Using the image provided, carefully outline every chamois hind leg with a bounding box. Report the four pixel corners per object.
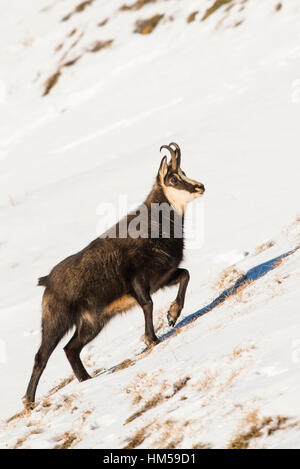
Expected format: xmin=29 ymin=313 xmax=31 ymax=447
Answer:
xmin=64 ymin=313 xmax=103 ymax=382
xmin=166 ymin=268 xmax=190 ymax=327
xmin=23 ymin=293 xmax=71 ymax=407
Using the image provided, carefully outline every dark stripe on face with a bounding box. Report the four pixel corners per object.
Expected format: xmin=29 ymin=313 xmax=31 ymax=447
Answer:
xmin=166 ymin=168 xmax=204 ymax=194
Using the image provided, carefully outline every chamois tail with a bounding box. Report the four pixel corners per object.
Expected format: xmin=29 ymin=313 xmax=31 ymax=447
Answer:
xmin=37 ymin=276 xmax=49 ymax=287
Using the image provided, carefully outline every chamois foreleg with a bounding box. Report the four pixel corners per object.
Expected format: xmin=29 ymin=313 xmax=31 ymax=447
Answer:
xmin=166 ymin=268 xmax=190 ymax=327
xmin=132 ymin=277 xmax=160 ymax=347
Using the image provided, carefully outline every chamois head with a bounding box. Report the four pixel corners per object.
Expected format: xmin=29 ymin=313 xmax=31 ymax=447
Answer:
xmin=158 ymin=142 xmax=205 ymax=214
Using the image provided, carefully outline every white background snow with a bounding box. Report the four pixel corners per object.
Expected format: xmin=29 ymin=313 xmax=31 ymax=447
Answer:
xmin=0 ymin=0 xmax=299 ymax=449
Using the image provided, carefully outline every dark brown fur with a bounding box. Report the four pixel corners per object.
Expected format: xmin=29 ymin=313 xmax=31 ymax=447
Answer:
xmin=24 ymin=144 xmax=205 ymax=405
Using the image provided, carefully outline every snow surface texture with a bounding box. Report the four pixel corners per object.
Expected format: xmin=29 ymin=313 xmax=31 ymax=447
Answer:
xmin=0 ymin=0 xmax=300 ymax=449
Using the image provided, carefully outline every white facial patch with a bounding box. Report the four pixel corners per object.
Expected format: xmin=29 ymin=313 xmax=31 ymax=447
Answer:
xmin=164 ymin=186 xmax=199 ymax=215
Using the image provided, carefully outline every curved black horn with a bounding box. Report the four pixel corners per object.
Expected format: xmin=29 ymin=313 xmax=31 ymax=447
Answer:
xmin=169 ymin=142 xmax=181 ymax=166
xmin=160 ymin=145 xmax=177 ymax=169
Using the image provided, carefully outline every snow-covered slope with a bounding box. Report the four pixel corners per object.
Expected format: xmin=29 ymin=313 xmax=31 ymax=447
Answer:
xmin=0 ymin=0 xmax=299 ymax=449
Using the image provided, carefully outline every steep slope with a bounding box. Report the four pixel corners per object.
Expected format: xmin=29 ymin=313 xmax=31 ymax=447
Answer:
xmin=0 ymin=0 xmax=299 ymax=448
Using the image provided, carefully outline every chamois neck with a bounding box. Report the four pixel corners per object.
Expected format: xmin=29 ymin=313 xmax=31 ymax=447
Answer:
xmin=144 ymin=183 xmax=170 ymax=207
xmin=144 ymin=183 xmax=185 ymax=241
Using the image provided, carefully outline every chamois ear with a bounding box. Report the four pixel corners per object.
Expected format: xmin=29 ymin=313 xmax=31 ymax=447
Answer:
xmin=158 ymin=156 xmax=168 ymax=183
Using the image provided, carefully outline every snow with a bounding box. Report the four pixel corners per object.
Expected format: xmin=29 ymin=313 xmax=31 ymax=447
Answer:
xmin=0 ymin=0 xmax=300 ymax=449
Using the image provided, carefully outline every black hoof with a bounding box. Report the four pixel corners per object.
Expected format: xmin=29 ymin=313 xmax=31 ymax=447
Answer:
xmin=145 ymin=336 xmax=160 ymax=348
xmin=22 ymin=395 xmax=36 ymax=410
xmin=167 ymin=314 xmax=176 ymax=327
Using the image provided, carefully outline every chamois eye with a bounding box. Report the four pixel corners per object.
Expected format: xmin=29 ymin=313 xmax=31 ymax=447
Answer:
xmin=170 ymin=175 xmax=178 ymax=185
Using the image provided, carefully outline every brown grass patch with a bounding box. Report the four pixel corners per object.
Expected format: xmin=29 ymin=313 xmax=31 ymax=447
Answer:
xmin=120 ymin=0 xmax=156 ymax=12
xmin=214 ymin=264 xmax=244 ymax=292
xmin=234 ymin=19 xmax=244 ymax=28
xmin=202 ymin=0 xmax=233 ymax=21
xmin=41 ymin=398 xmax=52 ymax=408
xmin=63 ymin=56 xmax=82 ymax=67
xmin=7 ymin=407 xmax=33 ymax=424
xmin=254 ymin=240 xmax=275 ymax=255
xmin=62 ymin=1 xmax=94 ymax=21
xmin=228 ymin=345 xmax=256 ymax=362
xmin=275 ymin=3 xmax=282 ymax=12
xmin=54 ymin=43 xmax=63 ymax=52
xmin=224 ymin=366 xmax=243 ymax=388
xmin=92 ymin=367 xmax=104 ymax=377
xmin=98 ymin=18 xmax=109 ymax=27
xmin=43 ymin=70 xmax=61 ymax=96
xmin=48 ymin=376 xmax=75 ymax=396
xmin=11 ymin=427 xmax=44 ymax=449
xmin=198 ymin=369 xmax=219 ymax=392
xmin=12 ymin=435 xmax=28 ymax=449
xmin=134 ymin=14 xmax=164 ymax=34
xmin=55 ymin=431 xmax=79 ymax=449
xmin=111 ymin=358 xmax=134 ymax=373
xmin=68 ymin=28 xmax=77 ymax=37
xmin=230 ymin=278 xmax=252 ymax=303
xmin=125 ymin=393 xmax=163 ymax=424
xmin=187 ymin=11 xmax=199 ymax=23
xmin=228 ymin=415 xmax=292 ymax=449
xmin=124 ymin=370 xmax=165 ymax=405
xmin=87 ymin=39 xmax=114 ymax=53
xmin=172 ymin=376 xmax=191 ymax=396
xmin=153 ymin=419 xmax=184 ymax=449
xmin=123 ymin=425 xmax=149 ymax=449
xmin=192 ymin=442 xmax=211 ymax=449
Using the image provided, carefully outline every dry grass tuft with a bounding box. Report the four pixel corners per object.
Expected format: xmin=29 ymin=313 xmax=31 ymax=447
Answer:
xmin=48 ymin=376 xmax=75 ymax=396
xmin=7 ymin=404 xmax=36 ymax=424
xmin=111 ymin=358 xmax=134 ymax=374
xmin=254 ymin=240 xmax=275 ymax=255
xmin=62 ymin=0 xmax=94 ymax=21
xmin=92 ymin=367 xmax=104 ymax=377
xmin=120 ymin=0 xmax=156 ymax=12
xmin=267 ymin=416 xmax=289 ymax=435
xmin=41 ymin=398 xmax=52 ymax=408
xmin=202 ymin=0 xmax=233 ymax=21
xmin=55 ymin=431 xmax=78 ymax=449
xmin=11 ymin=427 xmax=43 ymax=449
xmin=98 ymin=18 xmax=109 ymax=27
xmin=12 ymin=435 xmax=28 ymax=449
xmin=228 ymin=424 xmax=262 ymax=449
xmin=230 ymin=278 xmax=252 ymax=303
xmin=228 ymin=415 xmax=292 ymax=449
xmin=153 ymin=419 xmax=184 ymax=449
xmin=123 ymin=425 xmax=149 ymax=449
xmin=234 ymin=19 xmax=244 ymax=28
xmin=68 ymin=28 xmax=77 ymax=37
xmin=228 ymin=345 xmax=256 ymax=362
xmin=60 ymin=394 xmax=77 ymax=410
xmin=87 ymin=39 xmax=114 ymax=53
xmin=134 ymin=14 xmax=164 ymax=34
xmin=124 ymin=370 xmax=165 ymax=405
xmin=187 ymin=11 xmax=199 ymax=23
xmin=43 ymin=70 xmax=61 ymax=96
xmin=172 ymin=376 xmax=191 ymax=396
xmin=54 ymin=43 xmax=63 ymax=52
xmin=63 ymin=56 xmax=82 ymax=67
xmin=198 ymin=369 xmax=219 ymax=392
xmin=224 ymin=366 xmax=244 ymax=388
xmin=125 ymin=393 xmax=163 ymax=424
xmin=192 ymin=442 xmax=211 ymax=449
xmin=215 ymin=265 xmax=244 ymax=292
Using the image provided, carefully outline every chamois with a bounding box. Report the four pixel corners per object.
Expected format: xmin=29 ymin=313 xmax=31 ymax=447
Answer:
xmin=24 ymin=143 xmax=205 ymax=406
